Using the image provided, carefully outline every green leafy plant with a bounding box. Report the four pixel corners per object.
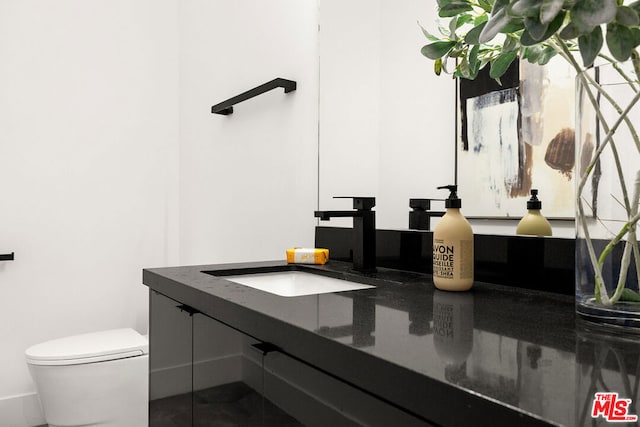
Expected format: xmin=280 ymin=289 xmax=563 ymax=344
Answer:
xmin=420 ymin=0 xmax=640 ymax=306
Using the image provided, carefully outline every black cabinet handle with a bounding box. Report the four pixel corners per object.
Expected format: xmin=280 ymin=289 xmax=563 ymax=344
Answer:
xmin=0 ymin=252 xmax=14 ymax=261
xmin=176 ymin=304 xmax=199 ymax=316
xmin=250 ymin=342 xmax=280 ymax=355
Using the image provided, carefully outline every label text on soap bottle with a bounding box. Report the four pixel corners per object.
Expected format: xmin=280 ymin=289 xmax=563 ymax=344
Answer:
xmin=433 ymin=241 xmax=454 ymax=278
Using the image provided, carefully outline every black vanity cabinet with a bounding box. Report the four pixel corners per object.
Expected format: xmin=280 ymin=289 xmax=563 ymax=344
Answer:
xmin=147 ymin=287 xmax=431 ymax=427
xmin=149 ymin=291 xmax=194 ymax=425
xmin=257 ymin=346 xmax=430 ymax=427
xmin=194 ymin=312 xmax=309 ymax=426
xmin=149 ymin=290 xmax=302 ymax=426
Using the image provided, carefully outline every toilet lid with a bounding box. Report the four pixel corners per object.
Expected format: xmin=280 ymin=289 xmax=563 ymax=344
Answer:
xmin=25 ymin=328 xmax=149 ymax=366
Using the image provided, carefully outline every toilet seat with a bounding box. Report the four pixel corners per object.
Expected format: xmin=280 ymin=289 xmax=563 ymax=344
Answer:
xmin=25 ymin=328 xmax=148 ymax=366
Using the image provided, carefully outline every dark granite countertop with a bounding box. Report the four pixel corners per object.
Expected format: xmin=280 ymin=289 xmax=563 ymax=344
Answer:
xmin=143 ymin=260 xmax=640 ymax=427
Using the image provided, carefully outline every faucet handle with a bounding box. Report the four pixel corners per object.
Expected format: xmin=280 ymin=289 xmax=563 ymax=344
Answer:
xmin=410 ymin=199 xmax=432 ymax=211
xmin=334 ymin=196 xmax=376 ymax=210
xmin=409 ymin=198 xmax=445 ymax=210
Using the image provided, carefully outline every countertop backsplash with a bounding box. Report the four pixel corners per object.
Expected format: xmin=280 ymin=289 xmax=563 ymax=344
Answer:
xmin=315 ymin=226 xmax=575 ymax=295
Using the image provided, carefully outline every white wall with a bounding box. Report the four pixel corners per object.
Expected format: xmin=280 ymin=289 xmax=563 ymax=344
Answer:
xmin=318 ymin=1 xmax=457 ymax=228
xmin=377 ymin=0 xmax=456 ymax=230
xmin=0 ymin=0 xmax=319 ymax=424
xmin=0 ymin=1 xmax=179 ymax=425
xmin=319 ymin=0 xmax=381 ymax=219
xmin=148 ymin=0 xmax=320 ymax=406
xmin=178 ymin=0 xmax=319 ymax=265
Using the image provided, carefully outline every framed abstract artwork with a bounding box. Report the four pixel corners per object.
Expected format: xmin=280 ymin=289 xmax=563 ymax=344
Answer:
xmin=456 ymin=58 xmax=575 ymax=219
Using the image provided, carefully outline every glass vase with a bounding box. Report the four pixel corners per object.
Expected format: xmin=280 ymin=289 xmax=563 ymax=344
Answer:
xmin=575 ymin=62 xmax=640 ymax=331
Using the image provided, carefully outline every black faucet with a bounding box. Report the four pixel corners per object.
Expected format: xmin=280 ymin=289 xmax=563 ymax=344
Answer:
xmin=314 ymin=197 xmax=376 ymax=273
xmin=409 ymin=198 xmax=445 ymax=231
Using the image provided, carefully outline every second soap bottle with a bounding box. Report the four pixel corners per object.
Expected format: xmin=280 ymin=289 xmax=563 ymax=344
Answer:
xmin=432 ymin=185 xmax=474 ymax=291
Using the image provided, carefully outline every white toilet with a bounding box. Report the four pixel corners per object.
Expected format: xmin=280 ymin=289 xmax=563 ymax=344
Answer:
xmin=25 ymin=328 xmax=148 ymax=427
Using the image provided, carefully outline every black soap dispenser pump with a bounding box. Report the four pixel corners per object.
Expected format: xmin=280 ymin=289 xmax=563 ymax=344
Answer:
xmin=432 ymin=185 xmax=474 ymax=291
xmin=516 ymin=189 xmax=552 ymax=236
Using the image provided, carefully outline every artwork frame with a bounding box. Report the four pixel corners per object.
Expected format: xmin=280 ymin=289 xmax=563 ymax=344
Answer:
xmin=455 ymin=58 xmax=576 ymax=219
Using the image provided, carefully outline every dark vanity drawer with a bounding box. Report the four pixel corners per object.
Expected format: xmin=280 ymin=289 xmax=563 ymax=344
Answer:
xmin=243 ymin=339 xmax=433 ymax=427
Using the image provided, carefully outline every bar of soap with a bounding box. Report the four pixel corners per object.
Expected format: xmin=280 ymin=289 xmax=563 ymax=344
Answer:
xmin=286 ymin=248 xmax=329 ymax=265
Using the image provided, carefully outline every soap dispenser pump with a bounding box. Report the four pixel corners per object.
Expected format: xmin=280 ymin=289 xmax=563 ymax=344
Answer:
xmin=432 ymin=185 xmax=474 ymax=291
xmin=516 ymin=189 xmax=552 ymax=236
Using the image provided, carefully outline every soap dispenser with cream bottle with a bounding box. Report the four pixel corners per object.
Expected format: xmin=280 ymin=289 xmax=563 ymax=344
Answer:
xmin=432 ymin=185 xmax=474 ymax=291
xmin=516 ymin=189 xmax=552 ymax=236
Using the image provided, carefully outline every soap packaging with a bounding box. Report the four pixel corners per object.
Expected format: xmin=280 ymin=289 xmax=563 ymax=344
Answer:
xmin=516 ymin=189 xmax=552 ymax=236
xmin=432 ymin=185 xmax=474 ymax=291
xmin=286 ymin=248 xmax=329 ymax=265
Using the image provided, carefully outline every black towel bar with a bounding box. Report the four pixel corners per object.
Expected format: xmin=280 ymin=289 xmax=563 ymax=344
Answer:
xmin=0 ymin=252 xmax=14 ymax=261
xmin=211 ymin=78 xmax=296 ymax=115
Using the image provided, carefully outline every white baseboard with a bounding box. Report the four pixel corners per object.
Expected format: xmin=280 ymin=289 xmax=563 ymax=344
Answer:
xmin=0 ymin=392 xmax=45 ymax=427
xmin=150 ymin=353 xmax=243 ymax=400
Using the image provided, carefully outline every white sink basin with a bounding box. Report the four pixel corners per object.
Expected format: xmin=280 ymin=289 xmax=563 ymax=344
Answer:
xmin=223 ymin=271 xmax=375 ymax=297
